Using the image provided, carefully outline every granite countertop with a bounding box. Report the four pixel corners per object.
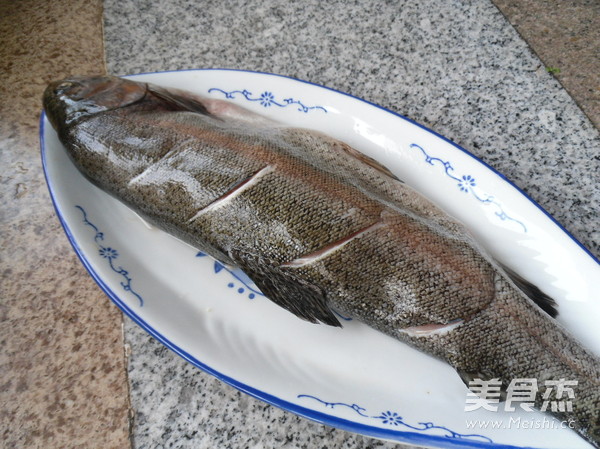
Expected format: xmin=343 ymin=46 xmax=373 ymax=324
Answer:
xmin=2 ymin=0 xmax=599 ymax=448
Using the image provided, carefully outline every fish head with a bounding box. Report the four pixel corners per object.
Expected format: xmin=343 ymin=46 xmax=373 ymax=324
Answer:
xmin=43 ymin=75 xmax=147 ymax=130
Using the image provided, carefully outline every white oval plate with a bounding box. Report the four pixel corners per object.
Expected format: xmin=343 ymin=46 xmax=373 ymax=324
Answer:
xmin=41 ymin=69 xmax=600 ymax=449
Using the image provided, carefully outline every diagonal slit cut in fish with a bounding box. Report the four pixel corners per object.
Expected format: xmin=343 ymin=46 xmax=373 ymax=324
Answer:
xmin=188 ymin=165 xmax=275 ymax=221
xmin=281 ymin=221 xmax=385 ymax=268
xmin=399 ymin=318 xmax=464 ymax=337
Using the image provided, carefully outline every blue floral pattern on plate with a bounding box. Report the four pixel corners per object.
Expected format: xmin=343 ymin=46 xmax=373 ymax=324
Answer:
xmin=76 ymin=205 xmax=144 ymax=307
xmin=411 ymin=143 xmax=527 ymax=233
xmin=298 ymin=394 xmax=493 ymax=443
xmin=208 ymin=87 xmax=327 ymax=113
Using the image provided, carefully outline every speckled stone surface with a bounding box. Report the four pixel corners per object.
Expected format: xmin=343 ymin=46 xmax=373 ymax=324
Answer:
xmin=102 ymin=0 xmax=599 ymax=448
xmin=0 ymin=1 xmax=131 ymax=448
xmin=494 ymin=0 xmax=600 ymax=129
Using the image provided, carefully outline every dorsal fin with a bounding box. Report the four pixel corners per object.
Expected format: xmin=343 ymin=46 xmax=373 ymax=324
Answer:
xmin=336 ymin=141 xmax=402 ymax=182
xmin=501 ymin=265 xmax=558 ymax=318
xmin=147 ymin=85 xmax=210 ymax=115
xmin=232 ymin=250 xmax=341 ymax=327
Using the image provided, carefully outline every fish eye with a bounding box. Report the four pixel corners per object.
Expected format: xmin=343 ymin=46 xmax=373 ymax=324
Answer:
xmin=54 ymin=81 xmax=82 ymax=96
xmin=55 ymin=82 xmax=73 ymax=92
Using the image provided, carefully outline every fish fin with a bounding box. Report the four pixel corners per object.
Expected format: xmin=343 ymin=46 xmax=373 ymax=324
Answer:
xmin=147 ymin=85 xmax=210 ymax=116
xmin=501 ymin=265 xmax=558 ymax=318
xmin=336 ymin=140 xmax=403 ymax=182
xmin=457 ymin=369 xmax=508 ymax=402
xmin=232 ymin=251 xmax=342 ymax=327
xmin=457 ymin=369 xmax=478 ymax=389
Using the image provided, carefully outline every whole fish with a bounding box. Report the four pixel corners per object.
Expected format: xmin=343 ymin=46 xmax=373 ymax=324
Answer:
xmin=43 ymin=75 xmax=600 ymax=447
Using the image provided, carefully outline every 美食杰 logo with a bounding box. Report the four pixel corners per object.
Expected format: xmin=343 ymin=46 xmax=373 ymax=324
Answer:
xmin=464 ymin=378 xmax=577 ymax=413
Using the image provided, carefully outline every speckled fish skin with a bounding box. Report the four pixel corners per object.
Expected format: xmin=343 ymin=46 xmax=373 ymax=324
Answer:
xmin=44 ymin=76 xmax=600 ymax=447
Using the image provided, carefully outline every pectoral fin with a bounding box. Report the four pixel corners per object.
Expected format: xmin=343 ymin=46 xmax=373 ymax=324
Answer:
xmin=457 ymin=369 xmax=508 ymax=402
xmin=232 ymin=251 xmax=342 ymax=327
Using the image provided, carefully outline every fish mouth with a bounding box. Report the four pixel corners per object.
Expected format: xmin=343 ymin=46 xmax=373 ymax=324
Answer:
xmin=43 ymin=75 xmax=147 ymax=130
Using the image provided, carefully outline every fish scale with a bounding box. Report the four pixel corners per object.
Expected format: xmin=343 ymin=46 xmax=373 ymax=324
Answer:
xmin=291 ymin=211 xmax=496 ymax=327
xmin=104 ymin=108 xmax=386 ymax=266
xmin=190 ymin=170 xmax=383 ymax=264
xmin=43 ymin=75 xmax=600 ymax=448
